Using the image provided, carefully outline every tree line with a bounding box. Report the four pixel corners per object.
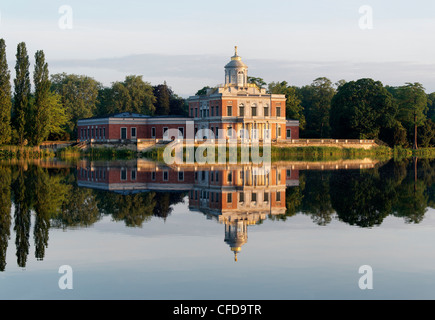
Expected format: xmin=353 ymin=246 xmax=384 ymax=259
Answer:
xmin=266 ymin=77 xmax=435 ymax=149
xmin=0 ymin=40 xmax=188 ymax=145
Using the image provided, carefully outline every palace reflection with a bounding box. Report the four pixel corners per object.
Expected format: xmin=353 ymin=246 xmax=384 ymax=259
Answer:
xmin=77 ymin=160 xmax=299 ymax=261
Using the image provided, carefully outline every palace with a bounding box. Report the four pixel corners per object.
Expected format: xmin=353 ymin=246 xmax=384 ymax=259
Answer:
xmin=76 ymin=47 xmax=299 ymax=148
xmin=188 ymin=46 xmax=299 ymax=142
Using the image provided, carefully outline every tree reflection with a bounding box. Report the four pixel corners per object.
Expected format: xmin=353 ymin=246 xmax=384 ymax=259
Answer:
xmin=53 ymin=186 xmax=101 ymax=229
xmin=33 ymin=166 xmax=71 ymax=259
xmin=96 ymin=191 xmax=156 ymax=227
xmin=12 ymin=166 xmax=31 ymax=268
xmin=1 ymin=158 xmax=435 ymax=270
xmin=300 ymin=171 xmax=335 ymax=226
xmin=0 ymin=166 xmax=11 ymax=271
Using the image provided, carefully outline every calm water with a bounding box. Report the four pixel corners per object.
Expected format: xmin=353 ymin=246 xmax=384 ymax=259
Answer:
xmin=1 ymin=158 xmax=435 ymax=300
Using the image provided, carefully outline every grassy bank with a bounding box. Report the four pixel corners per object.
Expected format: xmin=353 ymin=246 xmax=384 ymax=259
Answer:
xmin=0 ymin=145 xmax=55 ymax=159
xmin=393 ymin=146 xmax=435 ymax=160
xmin=55 ymin=146 xmax=138 ymax=160
xmin=141 ymin=145 xmax=394 ymax=163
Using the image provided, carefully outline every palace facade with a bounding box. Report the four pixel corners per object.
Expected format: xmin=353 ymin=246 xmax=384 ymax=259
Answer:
xmin=77 ymin=48 xmax=299 ymax=147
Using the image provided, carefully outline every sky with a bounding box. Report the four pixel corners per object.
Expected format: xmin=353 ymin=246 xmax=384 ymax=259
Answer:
xmin=1 ymin=0 xmax=435 ymax=97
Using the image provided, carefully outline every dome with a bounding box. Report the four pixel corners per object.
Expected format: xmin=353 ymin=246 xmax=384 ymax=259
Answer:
xmin=225 ymin=59 xmax=248 ymax=68
xmin=224 ymin=46 xmax=248 ymax=69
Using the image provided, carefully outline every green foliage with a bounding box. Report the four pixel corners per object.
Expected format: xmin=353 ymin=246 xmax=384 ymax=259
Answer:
xmin=392 ymin=83 xmax=428 ymax=149
xmin=195 ymin=86 xmax=211 ymax=96
xmin=153 ymin=83 xmax=171 ymax=115
xmin=97 ymin=75 xmax=156 ymax=116
xmin=31 ymin=50 xmax=51 ymax=145
xmin=300 ymin=77 xmax=336 ymax=138
xmin=51 ymin=73 xmax=101 ymax=138
xmin=330 ymin=78 xmax=397 ymax=139
xmin=0 ymin=39 xmax=12 ymax=145
xmin=247 ymin=76 xmax=266 ymax=89
xmin=12 ymin=42 xmax=31 ymax=145
xmin=268 ymin=81 xmax=306 ymax=129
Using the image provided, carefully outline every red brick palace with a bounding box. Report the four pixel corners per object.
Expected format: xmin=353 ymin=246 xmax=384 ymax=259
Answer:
xmin=77 ymin=48 xmax=300 ymax=148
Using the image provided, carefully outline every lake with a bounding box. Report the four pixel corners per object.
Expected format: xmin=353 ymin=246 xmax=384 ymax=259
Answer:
xmin=0 ymin=157 xmax=435 ymax=300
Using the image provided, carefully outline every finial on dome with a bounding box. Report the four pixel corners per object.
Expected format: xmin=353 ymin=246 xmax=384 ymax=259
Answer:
xmin=235 ymin=46 xmax=238 ymax=56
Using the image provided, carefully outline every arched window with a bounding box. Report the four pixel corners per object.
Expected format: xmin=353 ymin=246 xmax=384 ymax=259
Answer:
xmin=238 ymin=71 xmax=244 ymax=85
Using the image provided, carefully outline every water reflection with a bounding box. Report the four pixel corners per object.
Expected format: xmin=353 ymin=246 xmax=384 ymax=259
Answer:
xmin=0 ymin=157 xmax=434 ymax=270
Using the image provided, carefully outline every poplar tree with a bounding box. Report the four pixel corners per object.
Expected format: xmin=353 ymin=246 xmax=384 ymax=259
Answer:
xmin=13 ymin=42 xmax=31 ymax=145
xmin=32 ymin=50 xmax=51 ymax=145
xmin=0 ymin=39 xmax=12 ymax=145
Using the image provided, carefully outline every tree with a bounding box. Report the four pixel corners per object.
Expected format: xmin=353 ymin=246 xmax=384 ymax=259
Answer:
xmin=31 ymin=50 xmax=51 ymax=145
xmin=427 ymin=92 xmax=435 ymax=122
xmin=12 ymin=42 xmax=31 ymax=145
xmin=195 ymin=86 xmax=211 ymax=96
xmin=247 ymin=76 xmax=266 ymax=89
xmin=98 ymin=75 xmax=156 ymax=116
xmin=394 ymin=83 xmax=427 ymax=149
xmin=330 ymin=78 xmax=397 ymax=139
xmin=300 ymin=77 xmax=336 ymax=138
xmin=51 ymin=73 xmax=101 ymax=139
xmin=169 ymin=93 xmax=188 ymax=116
xmin=153 ymin=83 xmax=171 ymax=115
xmin=268 ymin=81 xmax=306 ymax=130
xmin=417 ymin=119 xmax=435 ymax=148
xmin=44 ymin=91 xmax=68 ymax=140
xmin=0 ymin=39 xmax=12 ymax=145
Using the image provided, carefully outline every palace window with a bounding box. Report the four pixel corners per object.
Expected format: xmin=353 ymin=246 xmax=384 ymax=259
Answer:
xmin=227 ymin=193 xmax=232 ymax=203
xmin=121 ymin=168 xmax=127 ymax=181
xmin=239 ymin=105 xmax=245 ymax=116
xmin=227 ymin=105 xmax=232 ymax=116
xmin=251 ymin=105 xmax=257 ymax=117
xmin=121 ymin=128 xmax=127 ymax=140
xmin=276 ymin=107 xmax=281 ymax=117
xmin=264 ymin=106 xmax=269 ymax=116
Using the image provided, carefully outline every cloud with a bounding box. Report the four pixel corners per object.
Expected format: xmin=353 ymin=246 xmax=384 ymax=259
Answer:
xmin=48 ymin=53 xmax=435 ymax=97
